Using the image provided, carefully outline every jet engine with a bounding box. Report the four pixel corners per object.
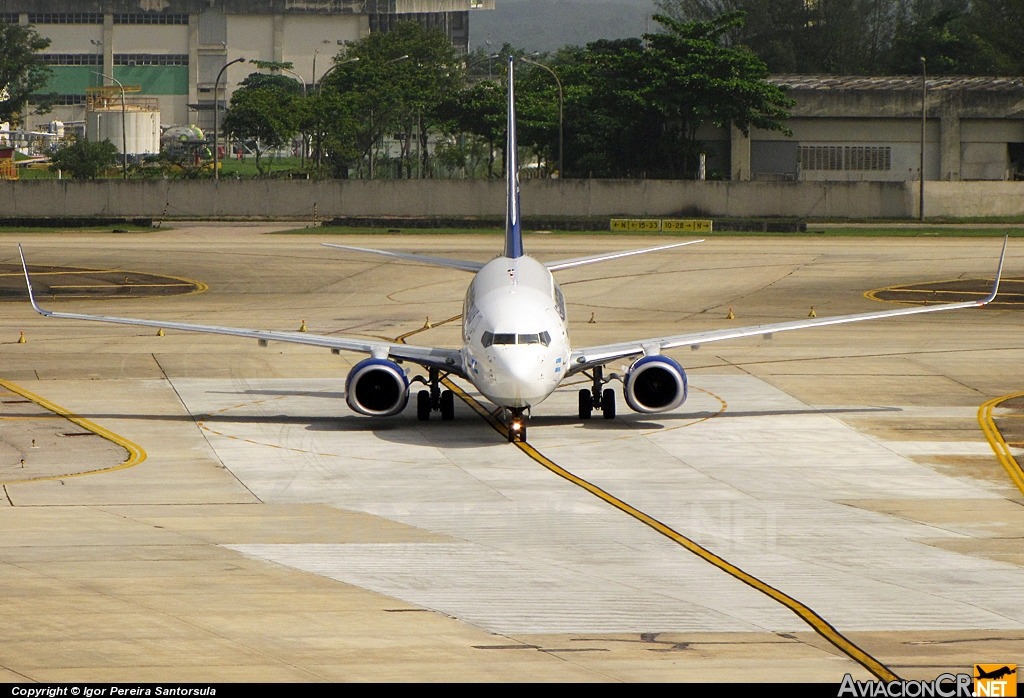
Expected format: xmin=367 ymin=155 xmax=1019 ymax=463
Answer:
xmin=345 ymin=358 xmax=410 ymax=417
xmin=623 ymin=355 xmax=688 ymax=413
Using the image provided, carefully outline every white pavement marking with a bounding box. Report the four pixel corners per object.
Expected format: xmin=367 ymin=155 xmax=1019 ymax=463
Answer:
xmin=172 ymin=376 xmax=1024 ymax=634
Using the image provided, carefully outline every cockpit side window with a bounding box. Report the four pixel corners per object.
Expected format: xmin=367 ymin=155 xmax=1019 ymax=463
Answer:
xmin=539 ymin=331 xmax=551 ymax=346
xmin=481 ymin=331 xmax=494 ymax=347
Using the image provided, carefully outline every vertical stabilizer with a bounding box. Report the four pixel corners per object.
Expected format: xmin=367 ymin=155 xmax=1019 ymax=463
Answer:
xmin=504 ymin=57 xmax=524 ymax=259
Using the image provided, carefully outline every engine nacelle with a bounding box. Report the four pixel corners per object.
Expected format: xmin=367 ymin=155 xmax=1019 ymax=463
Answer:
xmin=345 ymin=358 xmax=410 ymax=417
xmin=624 ymin=355 xmax=688 ymax=414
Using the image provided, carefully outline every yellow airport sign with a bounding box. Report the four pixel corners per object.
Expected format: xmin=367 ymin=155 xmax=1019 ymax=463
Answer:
xmin=610 ymin=219 xmax=713 ymax=232
xmin=662 ymin=219 xmax=713 ymax=233
xmin=610 ymin=219 xmax=662 ymax=232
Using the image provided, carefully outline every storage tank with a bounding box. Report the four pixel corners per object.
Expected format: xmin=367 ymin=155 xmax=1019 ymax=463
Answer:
xmin=87 ymin=109 xmax=161 ymax=155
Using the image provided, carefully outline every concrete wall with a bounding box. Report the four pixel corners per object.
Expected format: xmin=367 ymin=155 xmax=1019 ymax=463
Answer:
xmin=918 ymin=181 xmax=1024 ymax=218
xmin=0 ymin=179 xmax=941 ymax=220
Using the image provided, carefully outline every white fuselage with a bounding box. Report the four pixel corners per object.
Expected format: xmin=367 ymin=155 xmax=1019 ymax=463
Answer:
xmin=460 ymin=256 xmax=571 ymax=408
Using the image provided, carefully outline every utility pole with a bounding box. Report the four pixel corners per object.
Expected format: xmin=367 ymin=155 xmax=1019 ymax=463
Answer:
xmin=93 ymin=72 xmax=127 ymax=179
xmin=920 ymin=56 xmax=927 ymax=222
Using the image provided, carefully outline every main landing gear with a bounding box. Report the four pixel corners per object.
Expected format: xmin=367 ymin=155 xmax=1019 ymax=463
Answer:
xmin=578 ymin=365 xmax=616 ymax=420
xmin=415 ymin=368 xmax=455 ymax=422
xmin=507 ymin=408 xmax=527 ymax=443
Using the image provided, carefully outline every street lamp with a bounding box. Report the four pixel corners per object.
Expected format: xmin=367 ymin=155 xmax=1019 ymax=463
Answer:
xmin=358 ymin=55 xmax=409 ymax=179
xmin=214 ymin=56 xmax=246 ymax=181
xmin=92 ymin=71 xmax=127 ymax=179
xmin=520 ymin=55 xmax=563 ymax=179
xmin=316 ymin=56 xmax=359 ymax=94
xmin=313 ymin=57 xmax=360 ymax=172
xmin=312 ymin=40 xmax=333 ymax=87
xmin=919 ymin=56 xmax=927 ymax=221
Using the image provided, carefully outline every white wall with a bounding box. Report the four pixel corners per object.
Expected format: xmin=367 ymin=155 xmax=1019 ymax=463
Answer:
xmin=112 ymin=25 xmax=189 ymax=53
xmin=281 ymin=15 xmax=363 ymax=85
xmin=32 ymin=23 xmax=103 ymax=53
xmin=226 ymin=15 xmax=274 ymax=92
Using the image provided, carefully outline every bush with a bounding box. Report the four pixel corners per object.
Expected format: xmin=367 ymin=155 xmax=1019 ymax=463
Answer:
xmin=49 ymin=138 xmax=120 ymax=179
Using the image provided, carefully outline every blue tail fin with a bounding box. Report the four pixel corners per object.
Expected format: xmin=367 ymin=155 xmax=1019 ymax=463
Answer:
xmin=504 ymin=56 xmax=524 ymax=259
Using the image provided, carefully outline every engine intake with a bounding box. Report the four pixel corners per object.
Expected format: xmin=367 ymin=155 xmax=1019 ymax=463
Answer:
xmin=624 ymin=355 xmax=688 ymax=413
xmin=345 ymin=358 xmax=410 ymax=417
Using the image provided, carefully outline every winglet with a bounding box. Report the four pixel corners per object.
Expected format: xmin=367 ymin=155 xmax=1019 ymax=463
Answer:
xmin=980 ymin=235 xmax=1008 ymax=305
xmin=18 ymin=245 xmax=50 ymax=317
xmin=504 ymin=56 xmax=523 ymax=259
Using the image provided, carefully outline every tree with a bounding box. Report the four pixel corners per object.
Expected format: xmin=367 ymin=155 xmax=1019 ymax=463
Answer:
xmin=0 ymin=20 xmax=53 ymax=126
xmin=320 ymin=21 xmax=465 ymax=178
xmin=646 ymin=12 xmax=793 ymax=177
xmin=48 ymin=138 xmax=119 ymax=179
xmin=889 ymin=7 xmax=1007 ymax=75
xmin=222 ymin=71 xmax=303 ymax=176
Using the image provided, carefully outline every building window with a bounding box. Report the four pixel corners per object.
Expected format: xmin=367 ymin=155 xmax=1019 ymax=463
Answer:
xmin=29 ymin=94 xmax=87 ymax=105
xmin=1 ymin=13 xmax=20 ymax=23
xmin=43 ymin=54 xmax=103 ymax=66
xmin=799 ymin=145 xmax=891 ymax=171
xmin=114 ymin=54 xmax=189 ymax=66
xmin=27 ymin=14 xmax=104 ymax=24
xmin=114 ymin=14 xmax=189 ymax=25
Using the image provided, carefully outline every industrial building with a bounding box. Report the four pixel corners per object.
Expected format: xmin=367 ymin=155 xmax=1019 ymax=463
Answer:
xmin=727 ymin=76 xmax=1024 ymax=182
xmin=2 ymin=0 xmax=493 ymax=150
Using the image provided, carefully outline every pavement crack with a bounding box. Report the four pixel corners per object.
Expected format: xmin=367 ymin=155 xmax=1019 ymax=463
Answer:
xmin=152 ymin=354 xmax=262 ymax=503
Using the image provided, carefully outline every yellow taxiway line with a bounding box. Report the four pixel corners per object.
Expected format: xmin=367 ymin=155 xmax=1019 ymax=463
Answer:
xmin=0 ymin=378 xmax=146 ymax=485
xmin=978 ymin=392 xmax=1024 ymax=497
xmin=397 ymin=318 xmax=899 ymax=682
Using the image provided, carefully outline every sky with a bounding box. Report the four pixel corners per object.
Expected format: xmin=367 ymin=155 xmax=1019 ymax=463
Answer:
xmin=469 ymin=0 xmax=659 ymax=54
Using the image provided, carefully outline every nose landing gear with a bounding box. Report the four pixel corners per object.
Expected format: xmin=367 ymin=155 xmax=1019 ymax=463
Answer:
xmin=415 ymin=367 xmax=455 ymax=421
xmin=578 ymin=365 xmax=616 ymax=420
xmin=507 ymin=408 xmax=527 ymax=442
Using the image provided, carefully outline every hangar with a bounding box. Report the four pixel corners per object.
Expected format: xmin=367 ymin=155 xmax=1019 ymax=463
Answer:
xmin=727 ymin=75 xmax=1024 ymax=183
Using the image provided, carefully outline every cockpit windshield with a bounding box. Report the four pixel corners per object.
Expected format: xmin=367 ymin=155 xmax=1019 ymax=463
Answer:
xmin=481 ymin=331 xmax=551 ymax=347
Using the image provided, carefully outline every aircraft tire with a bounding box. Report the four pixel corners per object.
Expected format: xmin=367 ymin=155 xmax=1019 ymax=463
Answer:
xmin=440 ymin=389 xmax=455 ymax=421
xmin=417 ymin=390 xmax=431 ymax=421
xmin=602 ymin=388 xmax=616 ymax=419
xmin=578 ymin=389 xmax=593 ymax=419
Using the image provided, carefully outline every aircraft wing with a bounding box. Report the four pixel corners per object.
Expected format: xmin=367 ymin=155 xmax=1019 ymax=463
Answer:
xmin=19 ymin=246 xmax=466 ymax=377
xmin=322 ymin=243 xmax=485 ymax=272
xmin=545 ymin=240 xmax=704 ymax=271
xmin=568 ymin=236 xmax=1008 ymax=374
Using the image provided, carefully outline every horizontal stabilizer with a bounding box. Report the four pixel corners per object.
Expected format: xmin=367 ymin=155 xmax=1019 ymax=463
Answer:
xmin=545 ymin=239 xmax=704 ymax=271
xmin=322 ymin=244 xmax=484 ymax=272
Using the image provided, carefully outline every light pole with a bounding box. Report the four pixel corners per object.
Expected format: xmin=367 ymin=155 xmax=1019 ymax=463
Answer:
xmin=314 ymin=57 xmax=359 ymax=172
xmin=520 ymin=56 xmax=563 ymax=179
xmin=316 ymin=56 xmax=359 ymax=94
xmin=213 ymin=57 xmax=246 ymax=180
xmin=368 ymin=55 xmax=409 ymax=180
xmin=312 ymin=40 xmax=332 ymax=87
xmin=920 ymin=56 xmax=927 ymax=221
xmin=93 ymin=71 xmax=127 ymax=178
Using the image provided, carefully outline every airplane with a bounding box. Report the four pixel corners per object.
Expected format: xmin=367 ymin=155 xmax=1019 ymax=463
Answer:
xmin=19 ymin=57 xmax=1008 ymax=443
xmin=976 ymin=666 xmax=1016 ymax=681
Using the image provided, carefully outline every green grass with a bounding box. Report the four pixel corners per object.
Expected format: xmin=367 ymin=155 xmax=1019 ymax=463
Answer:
xmin=275 ymin=225 xmax=1024 ymax=237
xmin=0 ymin=225 xmax=156 ymax=234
